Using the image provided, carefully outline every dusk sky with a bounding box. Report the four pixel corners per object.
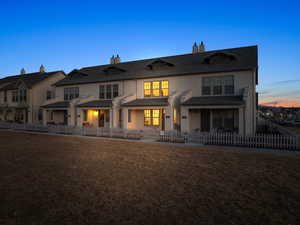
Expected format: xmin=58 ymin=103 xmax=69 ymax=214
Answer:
xmin=0 ymin=0 xmax=299 ymax=107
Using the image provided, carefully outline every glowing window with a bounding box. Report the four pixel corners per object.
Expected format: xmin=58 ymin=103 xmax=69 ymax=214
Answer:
xmin=152 ymin=81 xmax=160 ymax=97
xmin=144 ymin=82 xmax=151 ymax=97
xmin=152 ymin=109 xmax=160 ymax=126
xmin=161 ymin=80 xmax=169 ymax=96
xmin=173 ymin=109 xmax=177 ymax=124
xmin=144 ymin=109 xmax=151 ymax=126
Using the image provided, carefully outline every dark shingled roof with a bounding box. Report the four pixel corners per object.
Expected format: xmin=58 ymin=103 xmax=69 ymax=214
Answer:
xmin=55 ymin=46 xmax=258 ymax=86
xmin=0 ymin=71 xmax=65 ymax=91
xmin=42 ymin=101 xmax=70 ymax=109
xmin=122 ymin=98 xmax=169 ymax=107
xmin=182 ymin=96 xmax=245 ymax=106
xmin=77 ymin=100 xmax=112 ymax=108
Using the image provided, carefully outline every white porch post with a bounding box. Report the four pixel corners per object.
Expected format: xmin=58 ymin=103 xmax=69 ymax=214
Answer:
xmin=239 ymin=107 xmax=245 ymax=136
xmin=109 ymin=108 xmax=114 ymax=128
xmin=77 ymin=108 xmax=83 ymax=127
xmin=165 ymin=106 xmax=173 ymax=131
xmin=180 ymin=107 xmax=189 ymax=133
xmin=122 ymin=108 xmax=128 ymax=129
xmin=42 ymin=109 xmax=47 ymax=125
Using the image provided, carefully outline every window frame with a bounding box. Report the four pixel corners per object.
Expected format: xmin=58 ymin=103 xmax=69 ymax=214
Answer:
xmin=143 ymin=109 xmax=160 ymax=127
xmin=144 ymin=80 xmax=169 ymax=97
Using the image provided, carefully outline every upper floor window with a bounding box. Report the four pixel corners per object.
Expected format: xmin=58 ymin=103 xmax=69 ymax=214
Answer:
xmin=19 ymin=89 xmax=27 ymax=102
xmin=144 ymin=80 xmax=169 ymax=97
xmin=46 ymin=90 xmax=54 ymax=100
xmin=4 ymin=91 xmax=7 ymax=102
xmin=202 ymin=76 xmax=234 ymax=96
xmin=99 ymin=84 xmax=119 ymax=99
xmin=12 ymin=90 xmax=18 ymax=102
xmin=64 ymin=87 xmax=79 ymax=101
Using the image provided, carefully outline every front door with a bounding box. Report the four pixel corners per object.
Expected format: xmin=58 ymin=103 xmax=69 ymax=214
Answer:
xmin=63 ymin=111 xmax=68 ymax=125
xmin=98 ymin=110 xmax=105 ymax=127
xmin=201 ymin=109 xmax=210 ymax=132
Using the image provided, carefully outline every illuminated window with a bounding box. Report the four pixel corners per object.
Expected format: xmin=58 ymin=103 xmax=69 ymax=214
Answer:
xmin=144 ymin=82 xmax=151 ymax=97
xmin=173 ymin=109 xmax=177 ymax=124
xmin=152 ymin=110 xmax=160 ymax=126
xmin=152 ymin=81 xmax=160 ymax=97
xmin=144 ymin=80 xmax=169 ymax=97
xmin=144 ymin=109 xmax=152 ymax=126
xmin=161 ymin=81 xmax=169 ymax=96
xmin=144 ymin=109 xmax=160 ymax=126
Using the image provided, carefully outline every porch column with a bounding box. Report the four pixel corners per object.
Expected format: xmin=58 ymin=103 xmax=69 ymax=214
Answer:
xmin=165 ymin=106 xmax=173 ymax=131
xmin=239 ymin=107 xmax=245 ymax=136
xmin=109 ymin=109 xmax=114 ymax=128
xmin=112 ymin=107 xmax=119 ymax=128
xmin=42 ymin=109 xmax=47 ymax=125
xmin=77 ymin=108 xmax=83 ymax=127
xmin=122 ymin=108 xmax=128 ymax=129
xmin=180 ymin=107 xmax=189 ymax=133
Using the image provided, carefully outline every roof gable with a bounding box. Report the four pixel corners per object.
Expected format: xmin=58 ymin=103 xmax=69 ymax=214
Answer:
xmin=146 ymin=59 xmax=174 ymax=70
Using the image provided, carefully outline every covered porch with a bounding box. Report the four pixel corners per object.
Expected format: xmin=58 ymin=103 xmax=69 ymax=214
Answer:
xmin=181 ymin=96 xmax=245 ymax=135
xmin=121 ymin=98 xmax=172 ymax=131
xmin=42 ymin=101 xmax=70 ymax=125
xmin=77 ymin=100 xmax=113 ymax=128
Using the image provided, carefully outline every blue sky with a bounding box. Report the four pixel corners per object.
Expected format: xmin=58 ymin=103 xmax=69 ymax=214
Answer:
xmin=0 ymin=0 xmax=299 ymax=106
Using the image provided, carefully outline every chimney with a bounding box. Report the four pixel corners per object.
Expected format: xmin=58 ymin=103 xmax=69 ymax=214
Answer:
xmin=110 ymin=55 xmax=115 ymax=64
xmin=20 ymin=68 xmax=26 ymax=75
xmin=199 ymin=41 xmax=205 ymax=52
xmin=110 ymin=54 xmax=121 ymax=64
xmin=115 ymin=54 xmax=121 ymax=63
xmin=40 ymin=64 xmax=45 ymax=73
xmin=192 ymin=42 xmax=198 ymax=54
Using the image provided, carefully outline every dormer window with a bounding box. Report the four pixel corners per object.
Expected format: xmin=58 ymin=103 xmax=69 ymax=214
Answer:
xmin=103 ymin=66 xmax=125 ymax=75
xmin=146 ymin=59 xmax=174 ymax=70
xmin=203 ymin=52 xmax=236 ymax=65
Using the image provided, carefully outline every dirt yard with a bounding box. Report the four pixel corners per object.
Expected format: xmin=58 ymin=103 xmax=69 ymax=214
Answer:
xmin=0 ymin=131 xmax=299 ymax=225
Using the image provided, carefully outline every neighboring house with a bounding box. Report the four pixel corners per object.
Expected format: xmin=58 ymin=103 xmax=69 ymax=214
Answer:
xmin=0 ymin=66 xmax=65 ymax=124
xmin=42 ymin=44 xmax=258 ymax=135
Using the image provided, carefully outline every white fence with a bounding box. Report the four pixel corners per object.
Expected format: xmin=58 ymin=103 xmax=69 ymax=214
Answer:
xmin=160 ymin=132 xmax=300 ymax=151
xmin=1 ymin=122 xmax=299 ymax=150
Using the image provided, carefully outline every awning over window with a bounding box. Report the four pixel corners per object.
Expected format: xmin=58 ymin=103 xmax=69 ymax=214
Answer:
xmin=77 ymin=100 xmax=112 ymax=108
xmin=42 ymin=101 xmax=70 ymax=108
xmin=182 ymin=96 xmax=244 ymax=106
xmin=122 ymin=98 xmax=169 ymax=107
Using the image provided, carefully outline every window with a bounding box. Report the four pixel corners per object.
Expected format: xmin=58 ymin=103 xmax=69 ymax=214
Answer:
xmin=152 ymin=110 xmax=160 ymax=126
xmin=144 ymin=82 xmax=151 ymax=97
xmin=212 ymin=109 xmax=238 ymax=132
xmin=19 ymin=89 xmax=27 ymax=102
xmin=106 ymin=85 xmax=112 ymax=99
xmin=64 ymin=87 xmax=79 ymax=100
xmin=128 ymin=109 xmax=131 ymax=123
xmin=99 ymin=84 xmax=118 ymax=99
xmin=202 ymin=76 xmax=234 ymax=96
xmin=99 ymin=85 xmax=105 ymax=99
xmin=144 ymin=80 xmax=169 ymax=97
xmin=161 ymin=81 xmax=169 ymax=96
xmin=46 ymin=91 xmax=52 ymax=100
xmin=113 ymin=84 xmax=119 ymax=98
xmin=38 ymin=109 xmax=43 ymax=121
xmin=173 ymin=108 xmax=177 ymax=124
xmin=152 ymin=81 xmax=160 ymax=97
xmin=144 ymin=109 xmax=152 ymax=126
xmin=144 ymin=109 xmax=160 ymax=126
xmin=4 ymin=91 xmax=7 ymax=102
xmin=50 ymin=111 xmax=54 ymax=120
xmin=12 ymin=90 xmax=18 ymax=102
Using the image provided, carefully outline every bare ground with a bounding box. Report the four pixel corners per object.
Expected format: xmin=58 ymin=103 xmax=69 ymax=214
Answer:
xmin=0 ymin=130 xmax=299 ymax=225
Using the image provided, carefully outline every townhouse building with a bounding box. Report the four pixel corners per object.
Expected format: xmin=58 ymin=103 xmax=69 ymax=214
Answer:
xmin=42 ymin=44 xmax=258 ymax=135
xmin=0 ymin=67 xmax=65 ymax=124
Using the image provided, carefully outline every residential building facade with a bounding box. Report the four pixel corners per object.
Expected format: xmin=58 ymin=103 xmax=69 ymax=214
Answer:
xmin=42 ymin=44 xmax=258 ymax=135
xmin=0 ymin=67 xmax=65 ymax=124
